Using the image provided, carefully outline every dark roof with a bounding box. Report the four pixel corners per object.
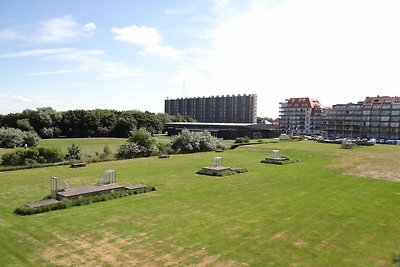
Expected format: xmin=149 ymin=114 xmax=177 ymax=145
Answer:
xmin=166 ymin=122 xmax=278 ymax=130
xmin=166 ymin=122 xmax=255 ymax=127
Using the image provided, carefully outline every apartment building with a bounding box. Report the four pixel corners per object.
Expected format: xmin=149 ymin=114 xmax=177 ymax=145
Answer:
xmin=164 ymin=94 xmax=257 ymax=123
xmin=322 ymin=96 xmax=400 ymax=139
xmin=279 ymin=97 xmax=324 ymax=135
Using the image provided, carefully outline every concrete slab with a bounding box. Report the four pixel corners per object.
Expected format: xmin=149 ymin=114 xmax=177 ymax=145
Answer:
xmin=26 ymin=199 xmax=59 ymax=208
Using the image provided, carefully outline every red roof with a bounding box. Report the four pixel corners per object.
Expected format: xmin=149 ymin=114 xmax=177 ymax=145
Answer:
xmin=287 ymin=97 xmax=321 ymax=108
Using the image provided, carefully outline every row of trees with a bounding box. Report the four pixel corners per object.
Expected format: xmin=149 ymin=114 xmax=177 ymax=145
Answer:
xmin=0 ymin=107 xmax=195 ymax=139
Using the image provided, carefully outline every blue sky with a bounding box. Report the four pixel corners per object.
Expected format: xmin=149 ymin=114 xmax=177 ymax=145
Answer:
xmin=1 ymin=0 xmax=400 ymax=117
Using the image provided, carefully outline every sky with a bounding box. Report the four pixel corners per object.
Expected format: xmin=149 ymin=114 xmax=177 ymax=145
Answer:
xmin=1 ymin=0 xmax=400 ymax=118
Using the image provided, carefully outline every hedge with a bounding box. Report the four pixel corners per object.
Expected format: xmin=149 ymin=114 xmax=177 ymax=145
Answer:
xmin=14 ymin=186 xmax=156 ymax=215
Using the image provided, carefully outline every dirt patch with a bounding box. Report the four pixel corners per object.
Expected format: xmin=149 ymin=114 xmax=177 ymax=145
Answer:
xmin=271 ymin=231 xmax=287 ymax=240
xmin=41 ymin=232 xmax=246 ymax=266
xmin=293 ymin=239 xmax=307 ymax=248
xmin=329 ymin=150 xmax=400 ymax=182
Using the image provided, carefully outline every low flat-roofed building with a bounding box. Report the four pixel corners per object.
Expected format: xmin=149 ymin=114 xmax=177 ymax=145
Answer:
xmin=165 ymin=122 xmax=281 ymax=139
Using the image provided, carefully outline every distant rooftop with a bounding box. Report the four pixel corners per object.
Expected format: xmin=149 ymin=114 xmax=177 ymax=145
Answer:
xmin=166 ymin=122 xmax=255 ymax=127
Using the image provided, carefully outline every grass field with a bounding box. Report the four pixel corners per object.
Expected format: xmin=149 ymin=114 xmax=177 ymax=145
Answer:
xmin=0 ymin=141 xmax=400 ymax=266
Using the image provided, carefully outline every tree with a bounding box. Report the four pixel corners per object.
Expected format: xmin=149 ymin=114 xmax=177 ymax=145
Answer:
xmin=113 ymin=115 xmax=137 ymax=137
xmin=16 ymin=119 xmax=34 ymax=131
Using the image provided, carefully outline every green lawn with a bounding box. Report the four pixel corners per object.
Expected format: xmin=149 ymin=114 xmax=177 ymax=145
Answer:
xmin=0 ymin=141 xmax=399 ymax=266
xmin=38 ymin=137 xmax=127 ymax=158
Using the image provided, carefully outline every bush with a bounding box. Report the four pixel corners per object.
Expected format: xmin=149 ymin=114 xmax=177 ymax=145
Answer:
xmin=128 ymin=128 xmax=157 ymax=149
xmin=38 ymin=147 xmax=64 ymax=163
xmin=0 ymin=127 xmax=40 ymax=148
xmin=116 ymin=142 xmax=152 ymax=159
xmin=66 ymin=144 xmax=81 ymax=160
xmin=1 ymin=147 xmax=64 ymax=166
xmin=23 ymin=131 xmax=40 ymax=147
xmin=394 ymin=250 xmax=400 ymax=267
xmin=100 ymin=145 xmax=113 ymax=160
xmin=157 ymin=142 xmax=174 ymax=155
xmin=170 ymin=130 xmax=226 ymax=154
xmin=234 ymin=136 xmax=250 ymax=144
xmin=0 ymin=127 xmax=24 ymax=148
xmin=116 ymin=128 xmax=158 ymax=159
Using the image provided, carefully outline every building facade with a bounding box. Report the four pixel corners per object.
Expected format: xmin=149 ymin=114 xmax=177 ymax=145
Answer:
xmin=322 ymin=96 xmax=400 ymax=139
xmin=279 ymin=97 xmax=324 ymax=135
xmin=164 ymin=94 xmax=257 ymax=123
xmin=165 ymin=122 xmax=281 ymax=140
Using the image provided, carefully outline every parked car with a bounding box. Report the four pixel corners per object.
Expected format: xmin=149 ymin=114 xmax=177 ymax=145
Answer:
xmin=386 ymin=139 xmax=397 ymax=145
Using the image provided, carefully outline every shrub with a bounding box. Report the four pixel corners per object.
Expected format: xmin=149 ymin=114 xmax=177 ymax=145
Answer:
xmin=0 ymin=127 xmax=24 ymax=148
xmin=1 ymin=147 xmax=64 ymax=166
xmin=117 ymin=128 xmax=158 ymax=159
xmin=234 ymin=136 xmax=250 ymax=144
xmin=394 ymin=250 xmax=400 ymax=267
xmin=157 ymin=142 xmax=174 ymax=155
xmin=171 ymin=130 xmax=226 ymax=154
xmin=66 ymin=144 xmax=81 ymax=160
xmin=100 ymin=145 xmax=113 ymax=160
xmin=2 ymin=151 xmax=25 ymax=165
xmin=116 ymin=142 xmax=152 ymax=159
xmin=38 ymin=147 xmax=64 ymax=163
xmin=22 ymin=131 xmax=40 ymax=147
xmin=128 ymin=128 xmax=157 ymax=149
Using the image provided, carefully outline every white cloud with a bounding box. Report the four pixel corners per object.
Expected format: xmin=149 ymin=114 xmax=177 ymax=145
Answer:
xmin=112 ymin=25 xmax=182 ymax=58
xmin=0 ymin=92 xmax=31 ymax=103
xmin=83 ymin=22 xmax=97 ymax=33
xmin=0 ymin=15 xmax=97 ymax=43
xmin=36 ymin=15 xmax=80 ymax=42
xmin=112 ymin=25 xmax=161 ymax=45
xmin=144 ymin=44 xmax=182 ymax=59
xmin=0 ymin=28 xmax=22 ymax=40
xmin=169 ymin=0 xmax=400 ymax=117
xmin=0 ymin=92 xmax=61 ymax=114
xmin=0 ymin=48 xmax=73 ymax=58
xmin=1 ymin=48 xmax=141 ymax=78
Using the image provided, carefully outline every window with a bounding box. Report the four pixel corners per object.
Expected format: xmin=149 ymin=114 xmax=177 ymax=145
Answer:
xmin=381 ymin=116 xmax=390 ymax=122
